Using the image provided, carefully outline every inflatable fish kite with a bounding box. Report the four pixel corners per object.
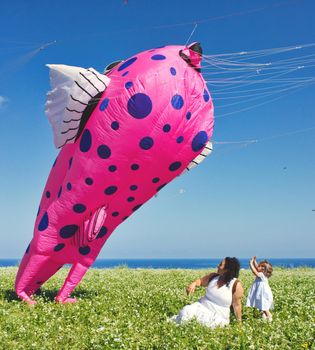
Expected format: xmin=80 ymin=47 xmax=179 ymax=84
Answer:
xmin=15 ymin=43 xmax=214 ymax=304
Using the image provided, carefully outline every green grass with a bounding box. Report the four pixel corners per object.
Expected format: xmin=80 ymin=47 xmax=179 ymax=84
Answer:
xmin=0 ymin=267 xmax=314 ymax=349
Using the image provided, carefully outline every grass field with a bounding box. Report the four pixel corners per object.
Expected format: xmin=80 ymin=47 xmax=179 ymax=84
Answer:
xmin=0 ymin=267 xmax=314 ymax=349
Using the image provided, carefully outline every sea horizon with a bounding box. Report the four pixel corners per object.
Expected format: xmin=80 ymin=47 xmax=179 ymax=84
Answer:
xmin=1 ymin=257 xmax=314 ymax=269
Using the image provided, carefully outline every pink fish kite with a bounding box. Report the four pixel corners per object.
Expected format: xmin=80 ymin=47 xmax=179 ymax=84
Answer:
xmin=15 ymin=43 xmax=214 ymax=304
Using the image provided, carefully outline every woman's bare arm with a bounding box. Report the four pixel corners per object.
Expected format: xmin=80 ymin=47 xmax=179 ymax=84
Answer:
xmin=232 ymin=282 xmax=244 ymax=322
xmin=186 ymin=273 xmax=217 ymax=295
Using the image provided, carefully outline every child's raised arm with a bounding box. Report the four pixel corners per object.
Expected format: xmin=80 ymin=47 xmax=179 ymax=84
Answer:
xmin=252 ymin=256 xmax=259 ymax=269
xmin=249 ymin=257 xmax=260 ymax=277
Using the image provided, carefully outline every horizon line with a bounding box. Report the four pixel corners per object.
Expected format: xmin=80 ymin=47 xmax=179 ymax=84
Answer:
xmin=1 ymin=257 xmax=314 ymax=260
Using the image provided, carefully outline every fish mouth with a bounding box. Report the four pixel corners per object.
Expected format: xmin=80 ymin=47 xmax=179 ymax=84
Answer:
xmin=179 ymin=42 xmax=203 ymax=72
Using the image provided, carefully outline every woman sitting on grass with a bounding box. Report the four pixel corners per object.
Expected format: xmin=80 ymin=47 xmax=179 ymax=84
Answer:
xmin=171 ymin=257 xmax=243 ymax=328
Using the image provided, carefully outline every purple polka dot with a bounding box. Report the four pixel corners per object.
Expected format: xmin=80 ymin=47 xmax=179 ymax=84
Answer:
xmin=192 ymin=131 xmax=208 ymax=152
xmin=127 ymin=197 xmax=135 ymax=202
xmin=203 ymin=89 xmax=210 ymax=102
xmin=38 ymin=212 xmax=49 ymax=231
xmin=152 ymin=177 xmax=160 ymax=183
xmin=104 ymin=186 xmax=118 ymax=195
xmin=132 ymin=204 xmax=143 ymax=212
xmin=139 ymin=136 xmax=154 ymax=150
xmin=67 ymin=183 xmax=72 ymax=190
xmin=176 ymin=136 xmax=184 ymax=144
xmin=128 ymin=93 xmax=152 ymax=119
xmin=46 ymin=191 xmax=50 ymax=198
xmin=169 ymin=161 xmax=182 ymax=171
xmin=68 ymin=157 xmax=73 ymax=169
xmin=171 ymin=94 xmax=184 ymax=110
xmin=108 ymin=165 xmax=117 ymax=173
xmin=130 ymin=185 xmax=138 ymax=191
xmin=100 ymin=98 xmax=109 ymax=111
xmin=131 ymin=164 xmax=139 ymax=170
xmin=58 ymin=186 xmax=62 ymax=198
xmin=163 ymin=124 xmax=171 ymax=132
xmin=79 ymin=246 xmax=91 ymax=255
xmin=54 ymin=243 xmax=65 ymax=252
xmin=85 ymin=178 xmax=93 ymax=185
xmin=186 ymin=112 xmax=191 ymax=120
xmin=108 ymin=165 xmax=117 ymax=172
xmin=122 ymin=71 xmax=129 ymax=77
xmin=73 ymin=204 xmax=86 ymax=213
xmin=96 ymin=226 xmax=108 ymax=239
xmin=125 ymin=81 xmax=133 ymax=89
xmin=112 ymin=211 xmax=119 ymax=217
xmin=60 ymin=225 xmax=78 ymax=238
xmin=118 ymin=57 xmax=137 ymax=71
xmin=151 ymin=54 xmax=166 ymax=60
xmin=97 ymin=145 xmax=111 ymax=159
xmin=80 ymin=129 xmax=92 ymax=152
xmin=111 ymin=121 xmax=119 ymax=130
xmin=170 ymin=67 xmax=176 ymax=75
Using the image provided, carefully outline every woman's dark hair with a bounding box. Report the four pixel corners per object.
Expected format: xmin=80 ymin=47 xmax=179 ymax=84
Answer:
xmin=218 ymin=257 xmax=241 ymax=287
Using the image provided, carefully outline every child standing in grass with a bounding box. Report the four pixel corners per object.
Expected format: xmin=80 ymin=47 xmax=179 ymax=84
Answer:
xmin=246 ymin=256 xmax=274 ymax=321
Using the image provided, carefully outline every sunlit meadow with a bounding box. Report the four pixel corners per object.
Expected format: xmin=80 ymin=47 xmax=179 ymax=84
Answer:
xmin=0 ymin=267 xmax=314 ymax=349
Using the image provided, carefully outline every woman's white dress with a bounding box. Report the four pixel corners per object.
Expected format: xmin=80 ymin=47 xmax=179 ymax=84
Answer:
xmin=246 ymin=272 xmax=273 ymax=311
xmin=174 ymin=276 xmax=236 ymax=328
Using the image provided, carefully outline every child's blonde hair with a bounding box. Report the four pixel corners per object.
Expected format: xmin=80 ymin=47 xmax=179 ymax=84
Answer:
xmin=258 ymin=260 xmax=273 ymax=278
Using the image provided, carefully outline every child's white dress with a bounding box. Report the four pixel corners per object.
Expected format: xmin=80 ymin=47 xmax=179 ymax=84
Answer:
xmin=173 ymin=276 xmax=236 ymax=328
xmin=246 ymin=272 xmax=273 ymax=311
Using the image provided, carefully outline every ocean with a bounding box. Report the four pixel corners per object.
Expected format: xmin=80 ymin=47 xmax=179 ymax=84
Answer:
xmin=0 ymin=258 xmax=314 ymax=269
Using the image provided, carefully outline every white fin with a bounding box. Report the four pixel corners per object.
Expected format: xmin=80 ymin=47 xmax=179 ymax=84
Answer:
xmin=45 ymin=64 xmax=110 ymax=148
xmin=181 ymin=141 xmax=213 ymax=175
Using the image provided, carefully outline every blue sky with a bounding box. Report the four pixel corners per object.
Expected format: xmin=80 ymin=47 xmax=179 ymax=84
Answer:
xmin=0 ymin=0 xmax=314 ymax=259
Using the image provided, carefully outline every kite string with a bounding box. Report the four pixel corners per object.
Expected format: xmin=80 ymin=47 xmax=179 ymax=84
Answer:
xmin=185 ymin=23 xmax=198 ymax=47
xmin=213 ymin=140 xmax=257 ymax=145
xmin=213 ymin=125 xmax=315 ymax=146
xmin=214 ymin=78 xmax=315 ymax=118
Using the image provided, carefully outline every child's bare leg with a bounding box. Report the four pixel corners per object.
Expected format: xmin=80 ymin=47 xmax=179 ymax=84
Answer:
xmin=264 ymin=310 xmax=272 ymax=321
